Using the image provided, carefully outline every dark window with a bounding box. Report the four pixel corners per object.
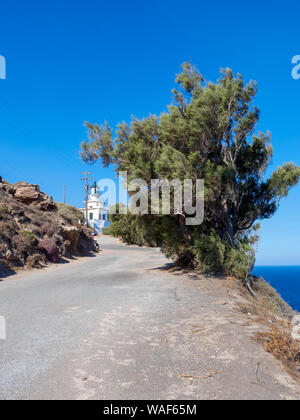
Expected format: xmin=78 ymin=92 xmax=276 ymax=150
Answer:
xmin=89 ymin=213 xmax=93 ymax=220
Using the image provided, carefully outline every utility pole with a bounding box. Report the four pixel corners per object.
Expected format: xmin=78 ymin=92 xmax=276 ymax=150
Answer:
xmin=80 ymin=172 xmax=95 ymax=226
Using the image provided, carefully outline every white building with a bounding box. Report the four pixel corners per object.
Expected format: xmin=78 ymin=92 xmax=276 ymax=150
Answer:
xmin=80 ymin=182 xmax=110 ymax=233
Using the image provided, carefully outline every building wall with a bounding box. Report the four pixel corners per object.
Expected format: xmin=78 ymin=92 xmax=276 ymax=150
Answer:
xmin=80 ymin=194 xmax=110 ymax=233
xmin=80 ymin=208 xmax=110 ymax=233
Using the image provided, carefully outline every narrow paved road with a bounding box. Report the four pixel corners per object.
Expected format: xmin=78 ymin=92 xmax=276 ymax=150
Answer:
xmin=0 ymin=236 xmax=299 ymax=400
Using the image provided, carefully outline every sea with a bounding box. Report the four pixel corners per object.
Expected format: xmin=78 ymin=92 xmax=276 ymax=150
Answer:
xmin=252 ymin=266 xmax=300 ymax=313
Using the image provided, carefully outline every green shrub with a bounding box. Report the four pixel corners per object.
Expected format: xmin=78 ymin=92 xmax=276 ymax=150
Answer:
xmin=20 ymin=230 xmax=37 ymax=246
xmin=224 ymin=242 xmax=254 ymax=280
xmin=110 ymin=212 xmax=163 ymax=247
xmin=0 ymin=206 xmax=7 ymax=215
xmin=108 ymin=211 xmax=258 ymax=280
xmin=101 ymin=226 xmax=111 ymax=235
xmin=192 ymin=230 xmax=226 ymax=273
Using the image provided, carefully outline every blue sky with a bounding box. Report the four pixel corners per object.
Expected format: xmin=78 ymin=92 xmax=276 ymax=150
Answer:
xmin=0 ymin=0 xmax=299 ymax=265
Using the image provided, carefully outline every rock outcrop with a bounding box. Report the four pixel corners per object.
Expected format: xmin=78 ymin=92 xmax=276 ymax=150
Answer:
xmin=1 ymin=180 xmax=57 ymax=211
xmin=0 ymin=177 xmax=98 ymax=275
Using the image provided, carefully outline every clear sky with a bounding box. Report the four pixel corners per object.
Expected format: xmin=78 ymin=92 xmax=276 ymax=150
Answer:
xmin=0 ymin=0 xmax=299 ymax=265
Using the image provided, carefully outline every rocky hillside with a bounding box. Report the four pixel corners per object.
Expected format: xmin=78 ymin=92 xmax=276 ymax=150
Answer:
xmin=0 ymin=177 xmax=98 ymax=276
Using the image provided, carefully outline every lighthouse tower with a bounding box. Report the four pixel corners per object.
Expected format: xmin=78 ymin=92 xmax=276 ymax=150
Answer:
xmin=80 ymin=182 xmax=110 ymax=233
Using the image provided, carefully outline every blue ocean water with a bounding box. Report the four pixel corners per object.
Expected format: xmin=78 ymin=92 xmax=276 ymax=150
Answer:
xmin=252 ymin=266 xmax=300 ymax=312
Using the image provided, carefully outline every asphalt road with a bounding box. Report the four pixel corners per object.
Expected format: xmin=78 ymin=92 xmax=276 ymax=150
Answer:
xmin=0 ymin=236 xmax=299 ymax=400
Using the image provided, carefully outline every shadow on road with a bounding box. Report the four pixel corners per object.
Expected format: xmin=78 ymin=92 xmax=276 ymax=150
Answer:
xmin=0 ymin=262 xmax=16 ymax=280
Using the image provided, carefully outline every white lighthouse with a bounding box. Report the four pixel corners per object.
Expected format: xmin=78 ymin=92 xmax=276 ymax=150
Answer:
xmin=80 ymin=182 xmax=110 ymax=233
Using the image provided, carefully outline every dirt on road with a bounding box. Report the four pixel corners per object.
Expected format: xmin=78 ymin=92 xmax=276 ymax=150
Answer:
xmin=0 ymin=235 xmax=299 ymax=400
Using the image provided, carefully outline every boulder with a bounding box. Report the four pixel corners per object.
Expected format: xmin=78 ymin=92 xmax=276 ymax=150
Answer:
xmin=12 ymin=182 xmax=56 ymax=210
xmin=14 ymin=184 xmax=41 ymax=205
xmin=26 ymin=254 xmax=44 ymax=268
xmin=1 ymin=183 xmax=16 ymax=196
xmin=61 ymin=226 xmax=80 ymax=253
xmin=36 ymin=200 xmax=57 ymax=211
xmin=78 ymin=237 xmax=99 ymax=254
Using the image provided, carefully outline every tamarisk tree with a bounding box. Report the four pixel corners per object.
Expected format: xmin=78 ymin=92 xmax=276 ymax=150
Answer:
xmin=81 ymin=63 xmax=300 ymax=278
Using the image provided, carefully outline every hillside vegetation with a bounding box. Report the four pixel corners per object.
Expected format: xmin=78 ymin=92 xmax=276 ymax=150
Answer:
xmin=0 ymin=176 xmax=97 ymax=276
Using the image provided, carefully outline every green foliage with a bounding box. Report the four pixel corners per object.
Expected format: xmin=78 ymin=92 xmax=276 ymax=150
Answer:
xmin=0 ymin=206 xmax=7 ymax=215
xmin=192 ymin=230 xmax=226 ymax=273
xmin=81 ymin=63 xmax=300 ymax=279
xmin=20 ymin=230 xmax=37 ymax=246
xmin=269 ymin=163 xmax=300 ymax=198
xmin=101 ymin=227 xmax=111 ymax=235
xmin=224 ymin=243 xmax=254 ymax=280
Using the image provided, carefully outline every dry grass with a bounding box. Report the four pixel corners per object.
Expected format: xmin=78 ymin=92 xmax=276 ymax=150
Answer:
xmin=256 ymin=326 xmax=300 ymax=378
xmin=232 ymin=276 xmax=300 ymax=379
xmin=56 ymin=203 xmax=85 ymax=224
xmin=237 ymin=276 xmax=294 ymax=322
xmin=180 ymin=370 xmax=218 ymax=382
xmin=253 ymin=277 xmax=293 ymax=317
